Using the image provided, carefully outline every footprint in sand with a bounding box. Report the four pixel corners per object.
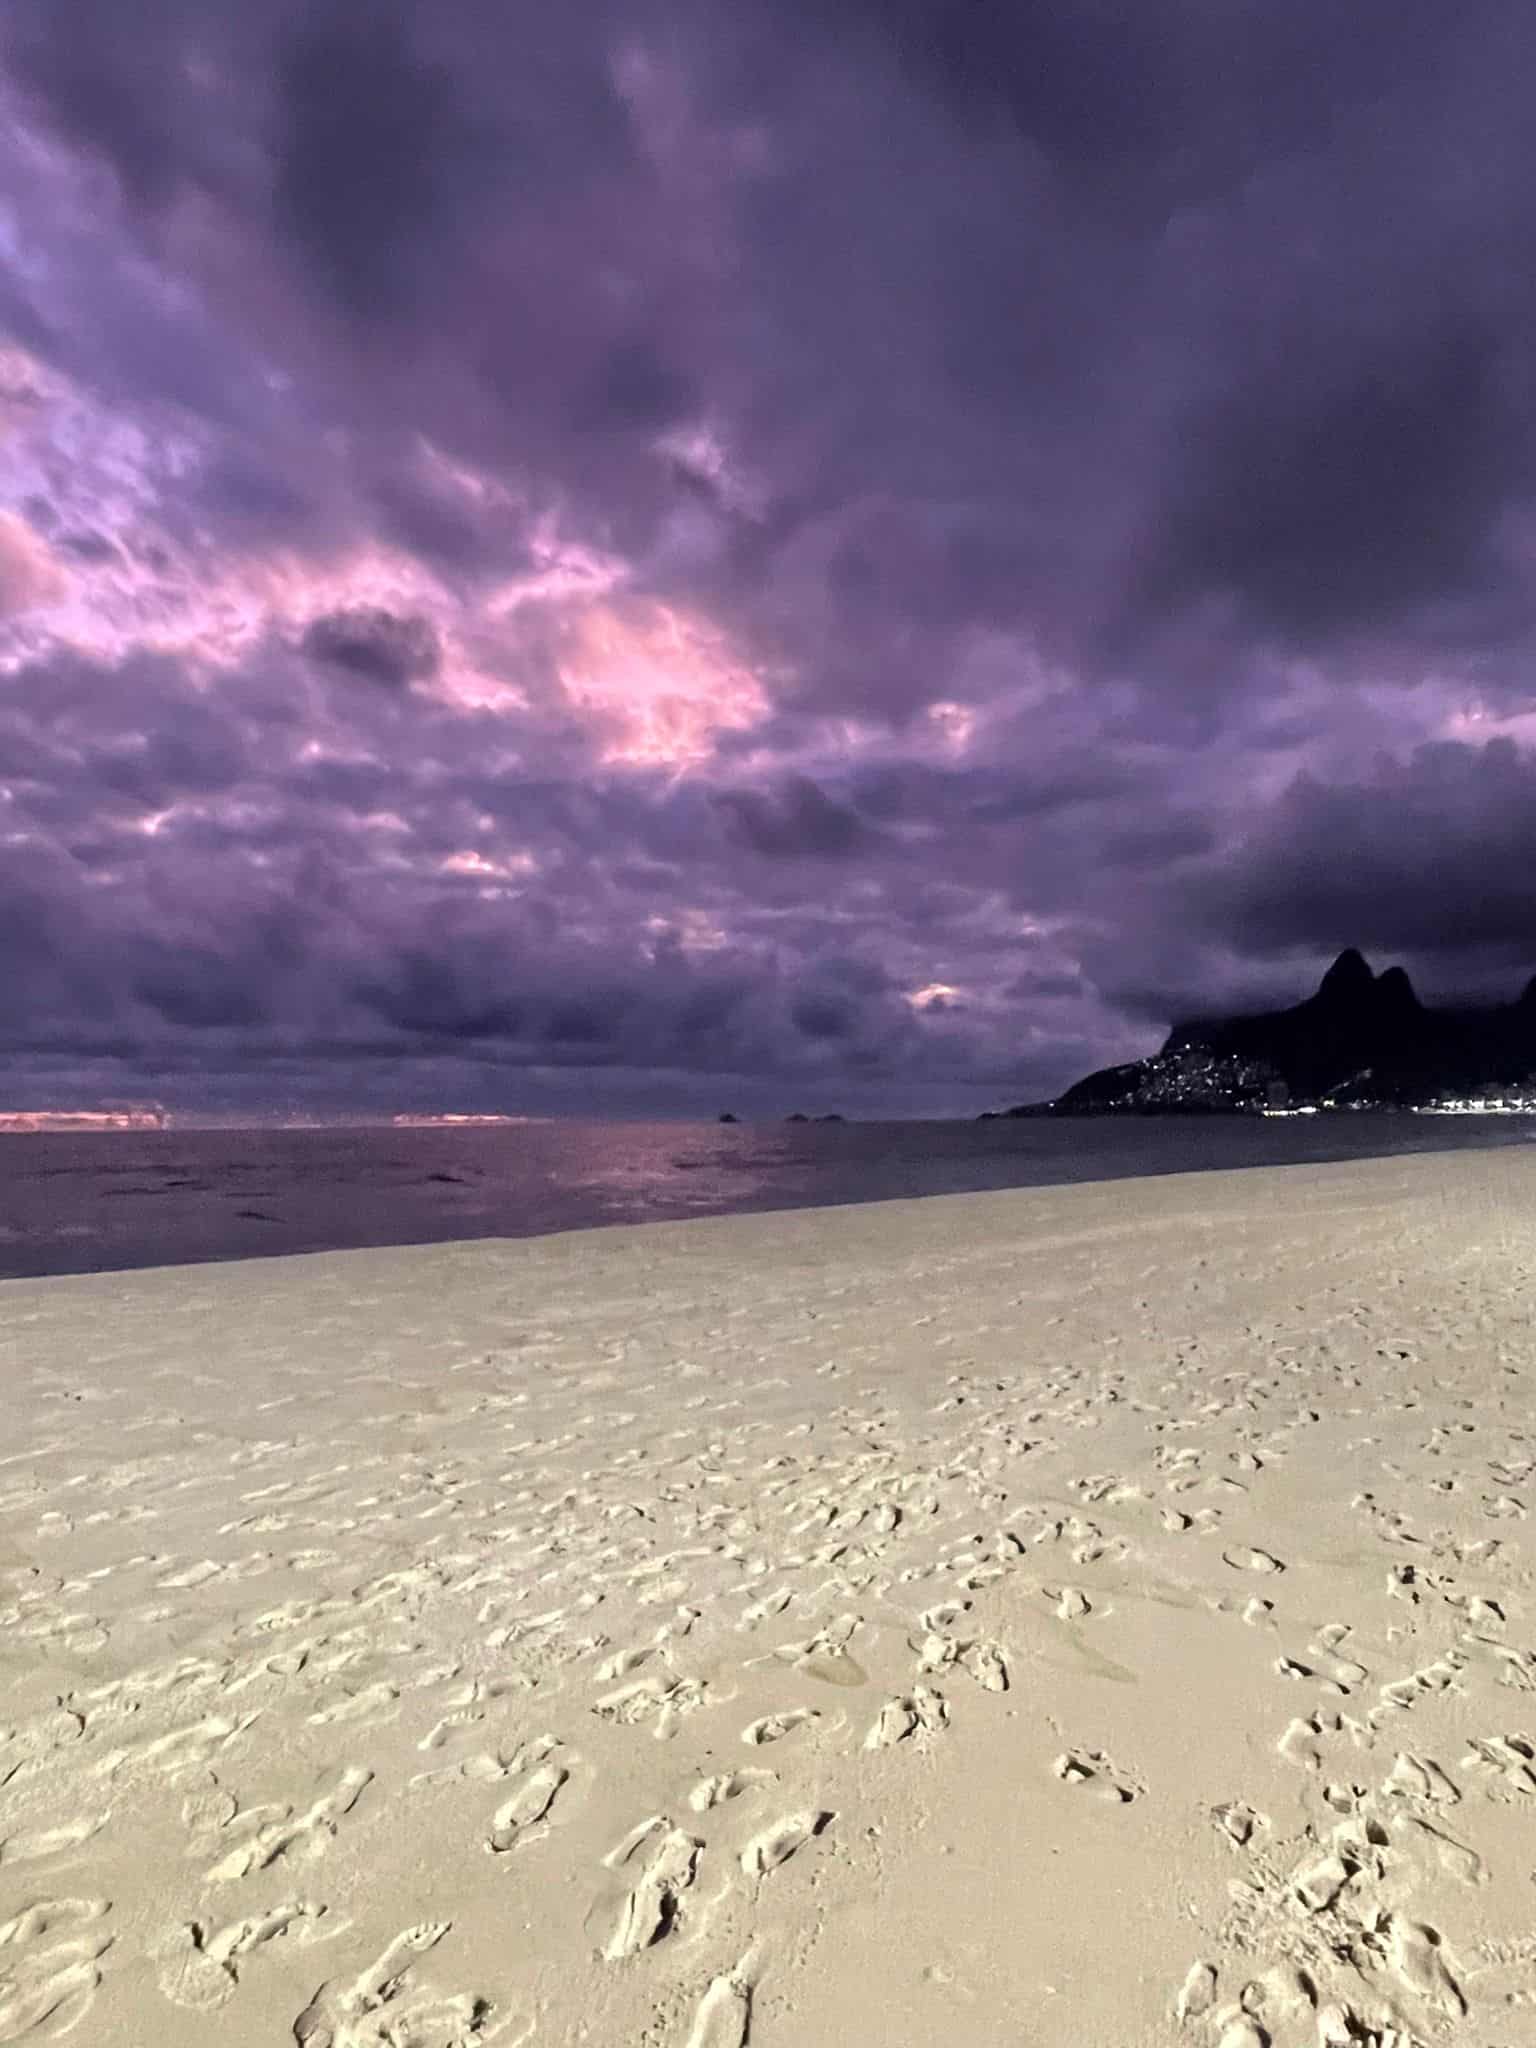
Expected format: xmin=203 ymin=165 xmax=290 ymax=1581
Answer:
xmin=1173 ymin=1958 xmax=1218 ymax=2020
xmin=688 ymin=1769 xmax=776 ymax=1814
xmin=156 ymin=1901 xmax=328 ymax=2011
xmin=595 ymin=1644 xmax=654 ymax=1683
xmin=603 ymin=1815 xmax=671 ymax=1869
xmin=0 ymin=1813 xmax=110 ymax=1866
xmin=684 ymin=1960 xmax=756 ymax=2048
xmin=1211 ymin=1801 xmax=1266 ymax=1847
xmin=306 ymin=1682 xmax=400 ymax=1729
xmin=959 ymin=1641 xmax=1009 ymax=1691
xmin=1212 ymin=2019 xmax=1265 ymax=2048
xmin=739 ymin=1589 xmax=793 ymax=1629
xmin=1221 ymin=1546 xmax=1285 ymax=1575
xmin=205 ymin=1766 xmax=371 ymax=1883
xmin=739 ymin=1810 xmax=834 ymax=1877
xmin=0 ymin=1900 xmax=112 ymax=1945
xmin=157 ymin=1558 xmax=227 ymax=1590
xmin=1245 ymin=1965 xmax=1319 ymax=2031
xmin=1384 ymin=1751 xmax=1461 ymax=1804
xmin=1314 ymin=2000 xmax=1398 ymax=2047
xmin=292 ymin=1922 xmax=507 ymax=2045
xmin=0 ymin=1898 xmax=113 ymax=2043
xmin=415 ymin=1728 xmax=559 ymax=1796
xmin=1387 ymin=1916 xmax=1466 ymax=2016
xmin=1402 ymin=1816 xmax=1486 ymax=1888
xmin=915 ymin=1635 xmax=1009 ymax=1692
xmin=1054 ymin=1750 xmax=1139 ymax=1803
xmin=181 ymin=1777 xmax=240 ymax=1847
xmin=1277 ymin=1711 xmax=1339 ymax=1770
xmin=594 ymin=1677 xmax=710 ymax=1740
xmin=487 ymin=1759 xmax=569 ymax=1854
xmin=1292 ymin=1850 xmax=1355 ymax=1913
xmin=1312 ymin=1620 xmax=1367 ymax=1671
xmin=864 ymin=1687 xmax=949 ymax=1750
xmin=1461 ymin=1731 xmax=1536 ymax=1795
xmin=741 ymin=1710 xmax=819 ymax=1747
xmin=1273 ymin=1656 xmax=1349 ymax=1696
xmin=791 ymin=1643 xmax=868 ymax=1689
xmin=417 ymin=1708 xmax=485 ymax=1755
xmin=602 ymin=1828 xmax=702 ymax=1960
xmin=94 ymin=1711 xmax=260 ymax=1783
xmin=1373 ymin=1650 xmax=1465 ymax=1720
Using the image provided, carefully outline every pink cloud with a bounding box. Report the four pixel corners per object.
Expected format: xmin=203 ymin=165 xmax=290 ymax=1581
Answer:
xmin=0 ymin=508 xmax=68 ymax=615
xmin=554 ymin=597 xmax=770 ymax=769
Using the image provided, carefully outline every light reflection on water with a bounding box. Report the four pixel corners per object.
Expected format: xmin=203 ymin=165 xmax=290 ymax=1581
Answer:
xmin=0 ymin=1113 xmax=1531 ymax=1279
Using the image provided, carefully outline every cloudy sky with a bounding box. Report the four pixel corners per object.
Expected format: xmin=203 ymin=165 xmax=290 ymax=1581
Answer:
xmin=3 ymin=1 xmax=1536 ymax=1119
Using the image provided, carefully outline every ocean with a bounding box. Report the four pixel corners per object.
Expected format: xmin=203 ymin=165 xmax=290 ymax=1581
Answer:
xmin=0 ymin=1112 xmax=1532 ymax=1281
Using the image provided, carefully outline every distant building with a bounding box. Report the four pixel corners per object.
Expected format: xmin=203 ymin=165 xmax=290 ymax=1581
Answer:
xmin=390 ymin=1113 xmax=537 ymax=1126
xmin=0 ymin=1105 xmax=167 ymax=1132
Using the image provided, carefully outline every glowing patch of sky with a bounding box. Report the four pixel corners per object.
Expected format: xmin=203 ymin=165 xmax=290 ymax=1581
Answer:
xmin=556 ymin=598 xmax=770 ymax=768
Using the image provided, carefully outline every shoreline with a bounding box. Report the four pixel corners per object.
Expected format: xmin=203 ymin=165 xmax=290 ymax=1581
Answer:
xmin=0 ymin=1134 xmax=1474 ymax=1290
xmin=5 ymin=1116 xmax=1536 ymax=1286
xmin=4 ymin=1148 xmax=1534 ymax=2043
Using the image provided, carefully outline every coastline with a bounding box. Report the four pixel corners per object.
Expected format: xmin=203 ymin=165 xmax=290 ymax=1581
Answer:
xmin=4 ymin=1147 xmax=1534 ymax=2043
xmin=5 ymin=1110 xmax=1536 ymax=1283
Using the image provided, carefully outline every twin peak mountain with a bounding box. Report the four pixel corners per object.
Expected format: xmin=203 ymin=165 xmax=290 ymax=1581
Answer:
xmin=1009 ymin=950 xmax=1536 ymax=1115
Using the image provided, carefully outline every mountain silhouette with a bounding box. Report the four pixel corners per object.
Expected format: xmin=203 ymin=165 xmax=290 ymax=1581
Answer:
xmin=994 ymin=951 xmax=1536 ymax=1115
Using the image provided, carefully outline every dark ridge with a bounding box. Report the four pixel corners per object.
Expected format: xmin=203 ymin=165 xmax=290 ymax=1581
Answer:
xmin=1316 ymin=946 xmax=1375 ymax=1004
xmin=990 ymin=954 xmax=1536 ymax=1116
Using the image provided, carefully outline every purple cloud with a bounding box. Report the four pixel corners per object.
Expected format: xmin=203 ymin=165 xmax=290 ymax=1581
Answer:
xmin=2 ymin=0 xmax=1536 ymax=1116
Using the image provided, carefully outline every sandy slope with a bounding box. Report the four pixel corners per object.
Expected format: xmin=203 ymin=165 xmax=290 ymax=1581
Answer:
xmin=2 ymin=1148 xmax=1535 ymax=2046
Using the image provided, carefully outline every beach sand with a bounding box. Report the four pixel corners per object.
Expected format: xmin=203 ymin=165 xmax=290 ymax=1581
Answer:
xmin=2 ymin=1147 xmax=1534 ymax=2046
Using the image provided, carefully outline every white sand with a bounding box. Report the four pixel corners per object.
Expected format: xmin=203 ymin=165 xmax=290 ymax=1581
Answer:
xmin=2 ymin=1148 xmax=1535 ymax=2046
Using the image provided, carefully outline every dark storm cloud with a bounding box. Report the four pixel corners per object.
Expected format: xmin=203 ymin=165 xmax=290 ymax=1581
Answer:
xmin=1193 ymin=739 xmax=1536 ymax=972
xmin=15 ymin=0 xmax=1533 ymax=670
xmin=0 ymin=639 xmax=992 ymax=1108
xmin=6 ymin=0 xmax=1536 ymax=1112
xmin=790 ymin=995 xmax=852 ymax=1040
xmin=367 ymin=459 xmax=530 ymax=580
xmin=789 ymin=0 xmax=1536 ymax=665
xmin=54 ymin=528 xmax=122 ymax=564
xmin=133 ymin=947 xmax=275 ymax=1029
xmin=203 ymin=453 xmax=334 ymax=551
xmin=301 ymin=607 xmax=442 ymax=687
xmin=714 ymin=776 xmax=874 ymax=860
xmin=271 ymin=7 xmax=483 ymax=324
xmin=582 ymin=336 xmax=693 ymax=434
xmin=1132 ymin=322 xmax=1523 ymax=645
xmin=810 ymin=0 xmax=1469 ymax=211
xmin=7 ymin=0 xmax=219 ymax=215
